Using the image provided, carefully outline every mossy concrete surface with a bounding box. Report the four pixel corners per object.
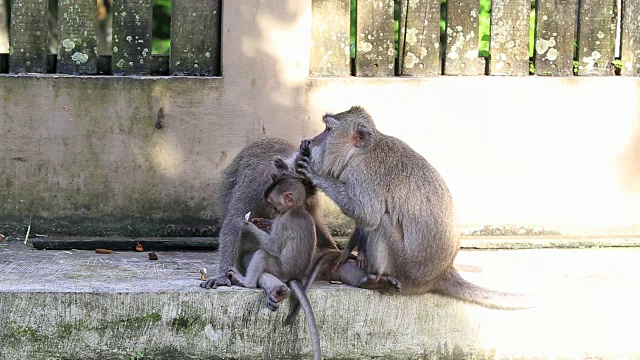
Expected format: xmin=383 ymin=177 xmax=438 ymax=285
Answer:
xmin=1 ymin=240 xmax=639 ymax=359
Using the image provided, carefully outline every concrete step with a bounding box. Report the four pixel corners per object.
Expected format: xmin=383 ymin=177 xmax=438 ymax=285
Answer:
xmin=1 ymin=240 xmax=639 ymax=359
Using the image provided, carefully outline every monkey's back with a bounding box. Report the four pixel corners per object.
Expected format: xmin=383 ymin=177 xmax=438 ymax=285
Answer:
xmin=214 ymin=138 xmax=297 ymax=220
xmin=272 ymin=208 xmax=317 ymax=280
xmin=346 ymin=134 xmax=459 ymax=285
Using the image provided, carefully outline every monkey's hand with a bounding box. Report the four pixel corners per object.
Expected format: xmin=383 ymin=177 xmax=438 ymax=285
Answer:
xmin=299 ymin=139 xmax=312 ymax=158
xmin=356 ymin=247 xmax=367 ymax=269
xmin=200 ymin=273 xmax=232 ymax=289
xmin=250 ymin=218 xmax=273 ymax=233
xmin=333 ymin=248 xmax=356 ymax=272
xmin=295 ymin=155 xmax=317 ymax=183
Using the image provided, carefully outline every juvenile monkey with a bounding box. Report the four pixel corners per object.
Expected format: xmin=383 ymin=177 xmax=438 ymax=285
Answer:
xmin=200 ymin=138 xmax=337 ymax=291
xmin=228 ymin=173 xmax=322 ymax=360
xmin=296 ymin=106 xmax=535 ymax=309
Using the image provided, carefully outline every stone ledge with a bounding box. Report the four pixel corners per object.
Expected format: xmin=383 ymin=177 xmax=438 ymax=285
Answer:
xmin=1 ymin=241 xmax=639 ymax=359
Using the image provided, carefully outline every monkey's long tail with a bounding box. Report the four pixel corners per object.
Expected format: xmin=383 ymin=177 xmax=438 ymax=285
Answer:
xmin=431 ymin=266 xmax=538 ymax=310
xmin=285 ymin=252 xmax=336 ymax=325
xmin=289 ymin=280 xmax=322 ymax=360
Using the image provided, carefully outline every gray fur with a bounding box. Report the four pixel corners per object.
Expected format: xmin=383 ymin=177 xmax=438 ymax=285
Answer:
xmin=227 ymin=175 xmax=322 ymax=360
xmin=200 ymin=137 xmax=337 ymax=290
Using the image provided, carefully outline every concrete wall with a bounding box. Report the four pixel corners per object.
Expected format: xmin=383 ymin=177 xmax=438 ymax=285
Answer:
xmin=0 ymin=0 xmax=639 ymax=235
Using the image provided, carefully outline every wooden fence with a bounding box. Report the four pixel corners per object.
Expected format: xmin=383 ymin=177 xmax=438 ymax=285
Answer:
xmin=2 ymin=0 xmax=221 ymax=75
xmin=1 ymin=0 xmax=639 ymax=76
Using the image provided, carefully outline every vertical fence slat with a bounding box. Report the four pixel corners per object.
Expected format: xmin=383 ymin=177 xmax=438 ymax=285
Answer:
xmin=355 ymin=0 xmax=395 ymax=77
xmin=111 ymin=0 xmax=152 ymax=75
xmin=310 ymin=0 xmax=351 ymax=77
xmin=576 ymin=0 xmax=616 ymax=75
xmin=490 ymin=0 xmax=530 ymax=75
xmin=8 ymin=0 xmax=48 ymax=73
xmin=534 ymin=0 xmax=576 ymax=76
xmin=57 ymin=0 xmax=98 ymax=75
xmin=444 ymin=0 xmax=480 ymax=75
xmin=170 ymin=0 xmax=221 ymax=76
xmin=398 ymin=0 xmax=441 ymax=76
xmin=621 ymin=0 xmax=640 ymax=76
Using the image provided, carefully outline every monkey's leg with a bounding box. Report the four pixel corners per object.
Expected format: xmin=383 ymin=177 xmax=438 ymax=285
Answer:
xmin=258 ymin=273 xmax=290 ymax=311
xmin=202 ymin=172 xmax=267 ymax=289
xmin=201 ymin=220 xmax=244 ymax=289
xmin=330 ymin=262 xmax=402 ymax=292
xmin=228 ymin=251 xmax=266 ymax=288
xmin=357 ymin=273 xmax=402 ymax=292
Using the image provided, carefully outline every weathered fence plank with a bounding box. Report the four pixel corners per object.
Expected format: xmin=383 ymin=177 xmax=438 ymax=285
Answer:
xmin=170 ymin=0 xmax=221 ymax=76
xmin=398 ymin=0 xmax=441 ymax=76
xmin=490 ymin=0 xmax=530 ymax=75
xmin=444 ymin=0 xmax=480 ymax=75
xmin=621 ymin=0 xmax=640 ymax=76
xmin=57 ymin=0 xmax=98 ymax=74
xmin=8 ymin=0 xmax=49 ymax=73
xmin=576 ymin=0 xmax=616 ymax=75
xmin=111 ymin=0 xmax=152 ymax=75
xmin=355 ymin=0 xmax=395 ymax=77
xmin=534 ymin=0 xmax=576 ymax=76
xmin=310 ymin=0 xmax=351 ymax=77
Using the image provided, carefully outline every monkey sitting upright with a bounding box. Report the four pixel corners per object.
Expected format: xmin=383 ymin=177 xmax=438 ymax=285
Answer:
xmin=227 ymin=172 xmax=322 ymax=360
xmin=296 ymin=106 xmax=535 ymax=309
xmin=202 ymin=137 xmax=401 ymax=312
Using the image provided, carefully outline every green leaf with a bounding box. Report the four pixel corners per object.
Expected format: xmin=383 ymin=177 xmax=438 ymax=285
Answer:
xmin=481 ymin=35 xmax=491 ymax=42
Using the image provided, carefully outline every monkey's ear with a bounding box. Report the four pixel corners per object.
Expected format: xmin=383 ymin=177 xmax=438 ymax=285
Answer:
xmin=283 ymin=191 xmax=294 ymax=205
xmin=323 ymin=115 xmax=339 ymax=129
xmin=352 ymin=124 xmax=374 ymax=148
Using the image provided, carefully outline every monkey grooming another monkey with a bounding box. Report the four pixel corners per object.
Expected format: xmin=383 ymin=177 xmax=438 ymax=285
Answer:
xmin=227 ymin=173 xmax=322 ymax=360
xmin=200 ymin=138 xmax=337 ymax=293
xmin=296 ymin=106 xmax=535 ymax=309
xmin=201 ymin=137 xmax=401 ymax=310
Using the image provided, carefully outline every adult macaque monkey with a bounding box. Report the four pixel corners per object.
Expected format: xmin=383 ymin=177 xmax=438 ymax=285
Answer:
xmin=296 ymin=106 xmax=534 ymax=309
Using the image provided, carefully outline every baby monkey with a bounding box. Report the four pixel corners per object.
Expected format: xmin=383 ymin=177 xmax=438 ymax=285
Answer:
xmin=227 ymin=172 xmax=322 ymax=360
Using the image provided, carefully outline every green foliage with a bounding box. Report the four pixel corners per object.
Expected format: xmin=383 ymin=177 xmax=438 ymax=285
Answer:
xmin=350 ymin=0 xmax=356 ymax=58
xmin=152 ymin=0 xmax=171 ymax=54
xmin=478 ymin=0 xmax=491 ymax=57
xmin=573 ymin=60 xmax=579 ymax=75
xmin=529 ymin=7 xmax=536 ymax=57
xmin=612 ymin=59 xmax=623 ymax=70
xmin=529 ymin=60 xmax=535 ymax=74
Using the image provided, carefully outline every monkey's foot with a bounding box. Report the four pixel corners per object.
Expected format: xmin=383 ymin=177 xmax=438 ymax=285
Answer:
xmin=227 ymin=266 xmax=250 ymax=287
xmin=357 ymin=274 xmax=402 ymax=292
xmin=266 ymin=284 xmax=290 ymax=311
xmin=199 ymin=274 xmax=232 ymax=289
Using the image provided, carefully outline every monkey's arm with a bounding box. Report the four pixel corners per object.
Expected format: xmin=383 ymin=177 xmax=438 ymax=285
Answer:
xmin=244 ymin=222 xmax=281 ymax=256
xmin=297 ymin=159 xmax=370 ymax=224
